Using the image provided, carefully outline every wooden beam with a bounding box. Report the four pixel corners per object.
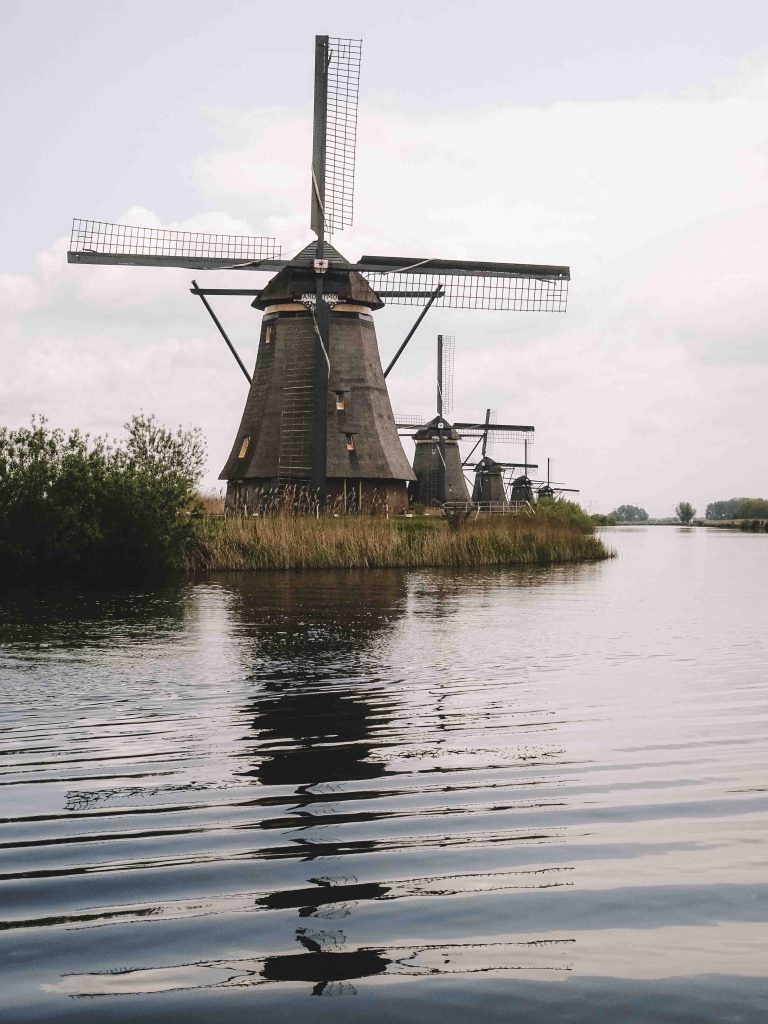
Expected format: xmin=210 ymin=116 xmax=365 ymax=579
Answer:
xmin=67 ymin=252 xmax=286 ymax=272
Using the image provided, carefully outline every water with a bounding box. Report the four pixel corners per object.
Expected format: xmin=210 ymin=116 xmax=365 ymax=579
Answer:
xmin=0 ymin=527 xmax=766 ymax=1023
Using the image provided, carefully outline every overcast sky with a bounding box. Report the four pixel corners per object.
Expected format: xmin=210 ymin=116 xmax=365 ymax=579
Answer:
xmin=2 ymin=0 xmax=767 ymax=515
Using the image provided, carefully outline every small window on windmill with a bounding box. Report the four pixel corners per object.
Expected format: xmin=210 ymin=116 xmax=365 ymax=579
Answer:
xmin=345 ymin=433 xmax=356 ymax=452
xmin=238 ymin=436 xmax=250 ymax=459
xmin=335 ymin=391 xmax=346 ymax=411
xmin=264 ymin=324 xmax=273 ymax=345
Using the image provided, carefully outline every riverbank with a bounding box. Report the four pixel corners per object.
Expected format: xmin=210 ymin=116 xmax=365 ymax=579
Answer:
xmin=185 ymin=505 xmax=612 ymax=571
xmin=700 ymin=519 xmax=768 ymax=532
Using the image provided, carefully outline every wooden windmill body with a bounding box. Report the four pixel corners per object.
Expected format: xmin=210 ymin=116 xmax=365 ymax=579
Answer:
xmin=67 ymin=35 xmax=570 ymax=513
xmin=219 ymin=242 xmax=414 ymax=513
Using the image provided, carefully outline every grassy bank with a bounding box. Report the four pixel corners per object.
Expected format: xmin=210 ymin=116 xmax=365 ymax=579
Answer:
xmin=185 ymin=504 xmax=612 ymax=571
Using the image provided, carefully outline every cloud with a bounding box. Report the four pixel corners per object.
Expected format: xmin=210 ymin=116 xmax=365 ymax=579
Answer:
xmin=3 ymin=61 xmax=768 ymax=514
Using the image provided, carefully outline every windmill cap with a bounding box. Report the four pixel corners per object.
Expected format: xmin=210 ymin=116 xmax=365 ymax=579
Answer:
xmin=413 ymin=415 xmax=462 ymax=441
xmin=252 ymin=240 xmax=384 ymax=310
xmin=475 ymin=456 xmax=503 ymax=472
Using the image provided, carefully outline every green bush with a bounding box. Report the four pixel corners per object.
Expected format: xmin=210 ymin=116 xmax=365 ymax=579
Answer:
xmin=0 ymin=415 xmax=205 ymax=581
xmin=611 ymin=504 xmax=649 ymax=523
xmin=591 ymin=512 xmax=618 ymax=526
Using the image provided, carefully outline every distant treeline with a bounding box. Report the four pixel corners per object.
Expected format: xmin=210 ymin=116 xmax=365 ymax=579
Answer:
xmin=705 ymin=498 xmax=768 ymax=520
xmin=0 ymin=416 xmax=205 ymax=580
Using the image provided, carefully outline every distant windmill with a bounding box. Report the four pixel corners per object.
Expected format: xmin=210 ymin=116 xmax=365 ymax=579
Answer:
xmin=67 ymin=35 xmax=569 ymax=512
xmin=397 ymin=341 xmax=534 ymax=506
xmin=535 ymin=458 xmax=579 ymax=500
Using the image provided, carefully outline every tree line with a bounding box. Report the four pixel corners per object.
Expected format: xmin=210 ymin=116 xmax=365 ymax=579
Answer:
xmin=704 ymin=498 xmax=768 ymax=520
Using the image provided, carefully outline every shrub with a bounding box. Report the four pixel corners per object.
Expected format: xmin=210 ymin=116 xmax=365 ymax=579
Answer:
xmin=0 ymin=415 xmax=205 ymax=581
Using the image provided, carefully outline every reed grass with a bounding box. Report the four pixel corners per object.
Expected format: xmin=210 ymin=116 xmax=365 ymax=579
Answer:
xmin=184 ymin=506 xmax=612 ymax=571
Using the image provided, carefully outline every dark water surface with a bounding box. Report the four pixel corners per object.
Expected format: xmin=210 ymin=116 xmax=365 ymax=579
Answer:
xmin=1 ymin=527 xmax=766 ymax=1022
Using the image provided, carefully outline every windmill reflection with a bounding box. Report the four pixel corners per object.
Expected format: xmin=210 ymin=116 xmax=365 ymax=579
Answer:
xmin=223 ymin=570 xmax=405 ymax=991
xmin=228 ymin=570 xmax=403 ymax=789
xmin=210 ymin=570 xmax=576 ymax=996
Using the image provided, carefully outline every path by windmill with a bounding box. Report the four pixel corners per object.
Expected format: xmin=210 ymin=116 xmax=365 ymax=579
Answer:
xmin=67 ymin=34 xmax=570 ymax=514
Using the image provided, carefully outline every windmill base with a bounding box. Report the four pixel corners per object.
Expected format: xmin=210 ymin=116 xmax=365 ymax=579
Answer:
xmin=224 ymin=478 xmax=409 ymax=517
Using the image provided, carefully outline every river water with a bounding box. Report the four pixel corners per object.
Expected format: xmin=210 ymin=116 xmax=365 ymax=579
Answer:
xmin=0 ymin=527 xmax=766 ymax=1023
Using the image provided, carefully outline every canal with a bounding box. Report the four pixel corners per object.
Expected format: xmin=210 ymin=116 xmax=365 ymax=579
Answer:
xmin=1 ymin=526 xmax=766 ymax=1022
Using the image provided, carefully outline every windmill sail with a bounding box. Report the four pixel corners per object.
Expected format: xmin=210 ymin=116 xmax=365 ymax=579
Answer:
xmin=453 ymin=422 xmax=534 ymax=443
xmin=311 ymin=36 xmax=362 ymax=237
xmin=357 ymin=255 xmax=569 ymax=311
xmin=68 ymin=220 xmax=282 ymax=270
xmin=437 ymin=334 xmax=454 ymax=417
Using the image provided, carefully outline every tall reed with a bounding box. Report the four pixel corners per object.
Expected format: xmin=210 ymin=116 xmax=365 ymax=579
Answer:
xmin=184 ymin=507 xmax=612 ymax=571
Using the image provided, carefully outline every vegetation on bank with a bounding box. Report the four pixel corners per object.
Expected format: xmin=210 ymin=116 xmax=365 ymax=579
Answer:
xmin=702 ymin=518 xmax=768 ymax=532
xmin=0 ymin=416 xmax=205 ymax=580
xmin=0 ymin=418 xmax=609 ymax=578
xmin=185 ymin=501 xmax=611 ymax=571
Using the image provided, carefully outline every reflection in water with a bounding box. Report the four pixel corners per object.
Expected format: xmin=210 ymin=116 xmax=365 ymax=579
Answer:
xmin=50 ymin=938 xmax=574 ymax=998
xmin=219 ymin=571 xmax=575 ymax=994
xmin=4 ymin=531 xmax=768 ymax=1022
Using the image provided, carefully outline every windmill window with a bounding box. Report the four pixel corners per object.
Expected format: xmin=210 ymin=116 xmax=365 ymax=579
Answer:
xmin=264 ymin=324 xmax=273 ymax=345
xmin=238 ymin=436 xmax=250 ymax=459
xmin=335 ymin=392 xmax=346 ymax=411
xmin=345 ymin=433 xmax=356 ymax=452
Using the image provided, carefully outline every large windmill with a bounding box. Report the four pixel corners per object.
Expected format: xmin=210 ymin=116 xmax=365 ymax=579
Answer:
xmin=67 ymin=35 xmax=569 ymax=513
xmin=396 ymin=338 xmax=535 ymax=506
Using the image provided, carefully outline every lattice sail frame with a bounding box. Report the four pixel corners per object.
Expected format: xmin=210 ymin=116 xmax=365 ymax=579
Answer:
xmin=439 ymin=335 xmax=455 ymax=417
xmin=485 ymin=409 xmax=498 ymax=455
xmin=362 ymin=268 xmax=568 ymax=311
xmin=69 ymin=219 xmax=281 ymax=262
xmin=324 ymin=37 xmax=362 ymax=234
xmin=455 ymin=424 xmax=534 ymax=445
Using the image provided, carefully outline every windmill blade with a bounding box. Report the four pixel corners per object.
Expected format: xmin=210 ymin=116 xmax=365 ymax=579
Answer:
xmin=394 ymin=414 xmax=426 ymax=428
xmin=454 ymin=422 xmax=535 ymax=443
xmin=67 ymin=219 xmax=284 ymax=271
xmin=356 ymin=255 xmax=569 ymax=311
xmin=484 ymin=408 xmax=498 ymax=455
xmin=437 ymin=334 xmax=454 ymax=417
xmin=311 ymin=36 xmax=362 ymax=237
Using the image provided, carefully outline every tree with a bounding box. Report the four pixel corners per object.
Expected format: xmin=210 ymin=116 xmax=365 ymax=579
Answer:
xmin=612 ymin=504 xmax=649 ymax=523
xmin=676 ymin=501 xmax=696 ymax=524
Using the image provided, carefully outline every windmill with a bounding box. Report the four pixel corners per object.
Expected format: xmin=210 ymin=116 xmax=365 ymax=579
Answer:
xmin=463 ymin=409 xmax=538 ymax=505
xmin=535 ymin=458 xmax=579 ymax=501
xmin=67 ymin=35 xmax=570 ymax=513
xmin=396 ymin=340 xmax=535 ymax=506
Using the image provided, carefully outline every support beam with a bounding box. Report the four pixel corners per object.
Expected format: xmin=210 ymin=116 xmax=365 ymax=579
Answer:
xmin=190 ymin=287 xmax=262 ymax=297
xmin=462 ymin=435 xmax=483 ymax=467
xmin=191 ymin=279 xmax=251 ymax=384
xmin=383 ymin=286 xmax=443 ymax=378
